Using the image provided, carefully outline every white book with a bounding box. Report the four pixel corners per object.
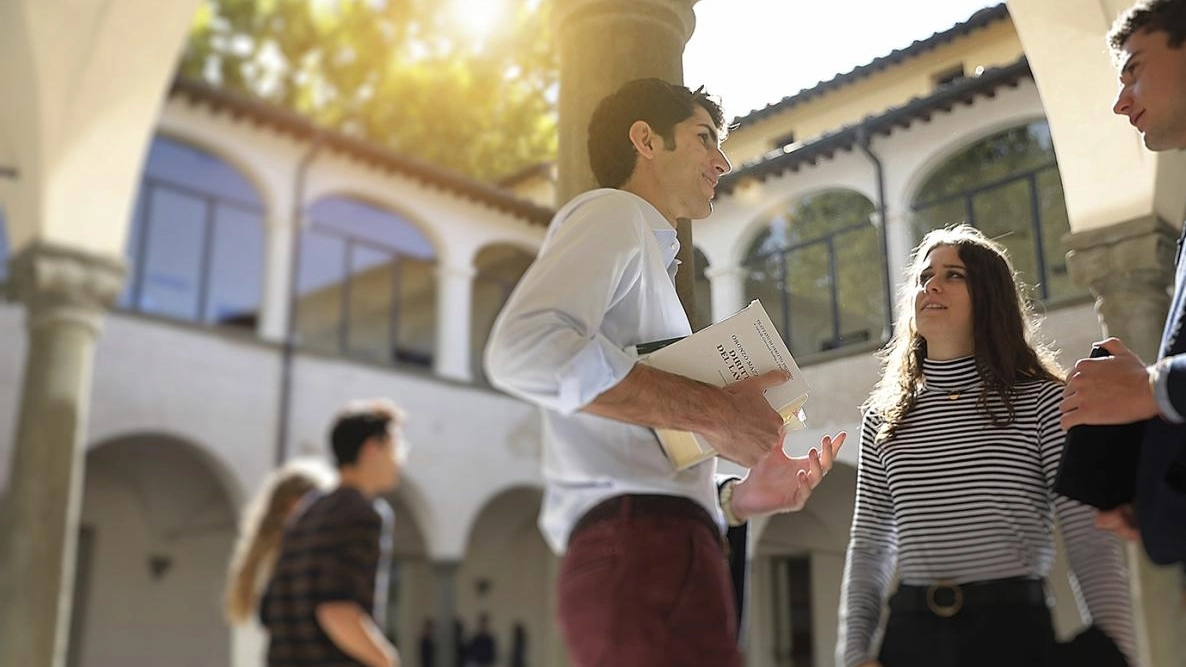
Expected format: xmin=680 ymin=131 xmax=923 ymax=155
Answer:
xmin=635 ymin=300 xmax=811 ymax=470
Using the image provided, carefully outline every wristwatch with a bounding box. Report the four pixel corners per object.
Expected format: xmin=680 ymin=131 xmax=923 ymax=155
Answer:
xmin=718 ymin=478 xmax=745 ymax=527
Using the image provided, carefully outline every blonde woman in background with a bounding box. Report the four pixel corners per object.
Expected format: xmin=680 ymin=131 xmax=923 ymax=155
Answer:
xmin=225 ymin=458 xmax=335 ymax=662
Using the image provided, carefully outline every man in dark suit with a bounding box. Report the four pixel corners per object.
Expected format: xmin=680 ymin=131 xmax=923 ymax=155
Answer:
xmin=1059 ymin=0 xmax=1186 ymax=564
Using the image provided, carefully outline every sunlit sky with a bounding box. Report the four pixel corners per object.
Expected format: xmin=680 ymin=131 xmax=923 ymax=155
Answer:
xmin=685 ymin=0 xmax=1000 ymax=119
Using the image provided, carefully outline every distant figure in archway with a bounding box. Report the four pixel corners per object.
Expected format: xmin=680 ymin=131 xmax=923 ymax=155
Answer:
xmin=509 ymin=622 xmax=528 ymax=667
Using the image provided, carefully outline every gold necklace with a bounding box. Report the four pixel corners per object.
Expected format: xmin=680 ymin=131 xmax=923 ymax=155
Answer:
xmin=927 ymin=383 xmax=978 ymax=401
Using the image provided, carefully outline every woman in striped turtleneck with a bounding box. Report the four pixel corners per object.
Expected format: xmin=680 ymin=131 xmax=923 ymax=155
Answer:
xmin=837 ymin=225 xmax=1134 ymax=667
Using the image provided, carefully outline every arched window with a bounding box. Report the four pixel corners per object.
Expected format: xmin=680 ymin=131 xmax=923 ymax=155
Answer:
xmin=911 ymin=121 xmax=1082 ymax=302
xmin=296 ymin=196 xmax=437 ymax=367
xmin=120 ymin=136 xmax=266 ymax=328
xmin=743 ymin=190 xmax=886 ymax=358
xmin=693 ymin=246 xmax=712 ymax=327
xmin=471 ymin=244 xmax=535 ymax=381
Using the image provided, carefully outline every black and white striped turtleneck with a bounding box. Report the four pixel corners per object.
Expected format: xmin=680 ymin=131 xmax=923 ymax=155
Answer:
xmin=838 ymin=356 xmax=1134 ymax=667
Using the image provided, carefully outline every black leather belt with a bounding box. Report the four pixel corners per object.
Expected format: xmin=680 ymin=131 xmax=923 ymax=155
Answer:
xmin=890 ymin=577 xmax=1046 ymax=618
xmin=570 ymin=494 xmax=718 ymax=540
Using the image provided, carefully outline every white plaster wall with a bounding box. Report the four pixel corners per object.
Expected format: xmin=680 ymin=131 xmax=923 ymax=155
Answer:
xmin=285 ymin=354 xmax=544 ymax=559
xmin=75 ymin=443 xmax=235 ymax=667
xmin=454 ymin=488 xmax=554 ymax=667
xmin=86 ymin=314 xmax=281 ymax=505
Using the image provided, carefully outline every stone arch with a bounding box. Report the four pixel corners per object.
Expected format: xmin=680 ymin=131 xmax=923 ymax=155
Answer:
xmin=899 ymin=113 xmax=1051 ymax=210
xmin=457 ymin=485 xmax=549 ymax=667
xmin=74 ymin=432 xmax=241 ymax=667
xmin=151 ymin=128 xmax=276 ymax=215
xmin=902 ymin=118 xmax=1081 ymax=302
xmin=748 ymin=462 xmax=857 ymax=667
xmin=121 ymin=134 xmax=271 ymax=328
xmin=730 ymin=180 xmax=879 ymax=268
xmin=737 ymin=188 xmax=886 ymax=358
xmin=305 ymin=188 xmax=445 ymax=260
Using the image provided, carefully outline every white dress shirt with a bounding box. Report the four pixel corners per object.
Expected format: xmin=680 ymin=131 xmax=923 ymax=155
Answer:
xmin=484 ymin=188 xmax=722 ymax=553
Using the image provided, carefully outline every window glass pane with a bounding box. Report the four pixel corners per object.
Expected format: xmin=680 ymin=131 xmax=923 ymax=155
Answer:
xmin=745 ymin=244 xmax=787 ymax=347
xmin=915 ymin=123 xmax=1056 ymax=205
xmin=396 ymin=258 xmax=436 ymax=367
xmin=347 ymin=244 xmax=396 ymax=363
xmin=1037 ymin=168 xmax=1082 ymax=301
xmin=973 ymin=178 xmax=1039 ymax=293
xmin=0 ymin=207 xmax=8 ymax=283
xmin=296 ymin=230 xmax=347 ymax=354
xmin=145 ymin=136 xmax=263 ymax=207
xmin=793 ymin=191 xmax=873 ymax=239
xmin=784 ymin=240 xmax=833 ymax=355
xmin=124 ymin=136 xmax=266 ymax=327
xmin=743 ymin=190 xmax=884 ymax=357
xmin=118 ymin=190 xmax=150 ymax=308
xmin=471 ymin=277 xmax=512 ymax=379
xmin=206 ymin=205 xmax=265 ymax=327
xmin=835 ymin=226 xmax=886 ymax=348
xmin=138 ymin=187 xmax=205 ymax=320
xmin=308 ymin=197 xmax=435 ymax=259
xmin=471 ymin=244 xmax=535 ymax=380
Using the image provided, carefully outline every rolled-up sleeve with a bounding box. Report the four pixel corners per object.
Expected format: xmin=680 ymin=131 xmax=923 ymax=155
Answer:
xmin=484 ymin=195 xmax=645 ymax=415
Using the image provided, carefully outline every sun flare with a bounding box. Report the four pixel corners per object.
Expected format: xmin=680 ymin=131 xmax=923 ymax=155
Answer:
xmin=447 ymin=0 xmax=510 ymax=44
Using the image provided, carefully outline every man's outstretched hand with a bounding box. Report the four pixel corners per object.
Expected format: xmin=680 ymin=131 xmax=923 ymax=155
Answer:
xmin=729 ymin=431 xmax=847 ymax=522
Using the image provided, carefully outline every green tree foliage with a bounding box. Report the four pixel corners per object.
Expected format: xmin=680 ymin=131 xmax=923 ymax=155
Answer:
xmin=180 ymin=0 xmax=557 ymax=181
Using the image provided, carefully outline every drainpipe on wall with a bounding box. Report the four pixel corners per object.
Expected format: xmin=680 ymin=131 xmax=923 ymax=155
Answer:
xmin=856 ymin=122 xmax=895 ymax=340
xmin=275 ymin=132 xmax=325 ymax=467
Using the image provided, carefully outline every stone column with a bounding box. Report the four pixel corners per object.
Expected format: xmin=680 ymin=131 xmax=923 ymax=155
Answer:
xmin=259 ymin=216 xmax=294 ymax=342
xmin=554 ymin=0 xmax=700 ymax=322
xmin=434 ymin=265 xmax=474 ymax=383
xmin=432 ymin=560 xmax=460 ymax=666
xmin=554 ymin=0 xmax=697 ymax=204
xmin=1064 ymin=215 xmax=1182 ymax=667
xmin=0 ymin=242 xmax=125 ymax=667
xmin=707 ymin=263 xmax=746 ymax=325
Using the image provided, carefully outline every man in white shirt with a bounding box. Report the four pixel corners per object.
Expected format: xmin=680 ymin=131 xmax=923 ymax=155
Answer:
xmin=485 ymin=78 xmax=845 ymax=667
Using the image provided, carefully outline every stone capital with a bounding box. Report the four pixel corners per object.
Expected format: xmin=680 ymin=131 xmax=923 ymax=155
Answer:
xmin=1064 ymin=215 xmax=1178 ymax=294
xmin=1064 ymin=215 xmax=1178 ymax=358
xmin=435 ymin=264 xmax=477 ymax=282
xmin=555 ymin=0 xmax=696 ymax=44
xmin=4 ymin=242 xmax=126 ymax=331
xmin=704 ymin=262 xmax=745 ymax=280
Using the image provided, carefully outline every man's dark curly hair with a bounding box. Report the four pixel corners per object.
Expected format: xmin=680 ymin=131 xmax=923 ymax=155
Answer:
xmin=1109 ymin=0 xmax=1186 ymax=56
xmin=587 ymin=78 xmax=725 ymax=189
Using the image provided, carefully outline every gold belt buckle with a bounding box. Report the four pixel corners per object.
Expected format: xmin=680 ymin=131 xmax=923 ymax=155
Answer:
xmin=926 ymin=580 xmax=963 ymax=618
